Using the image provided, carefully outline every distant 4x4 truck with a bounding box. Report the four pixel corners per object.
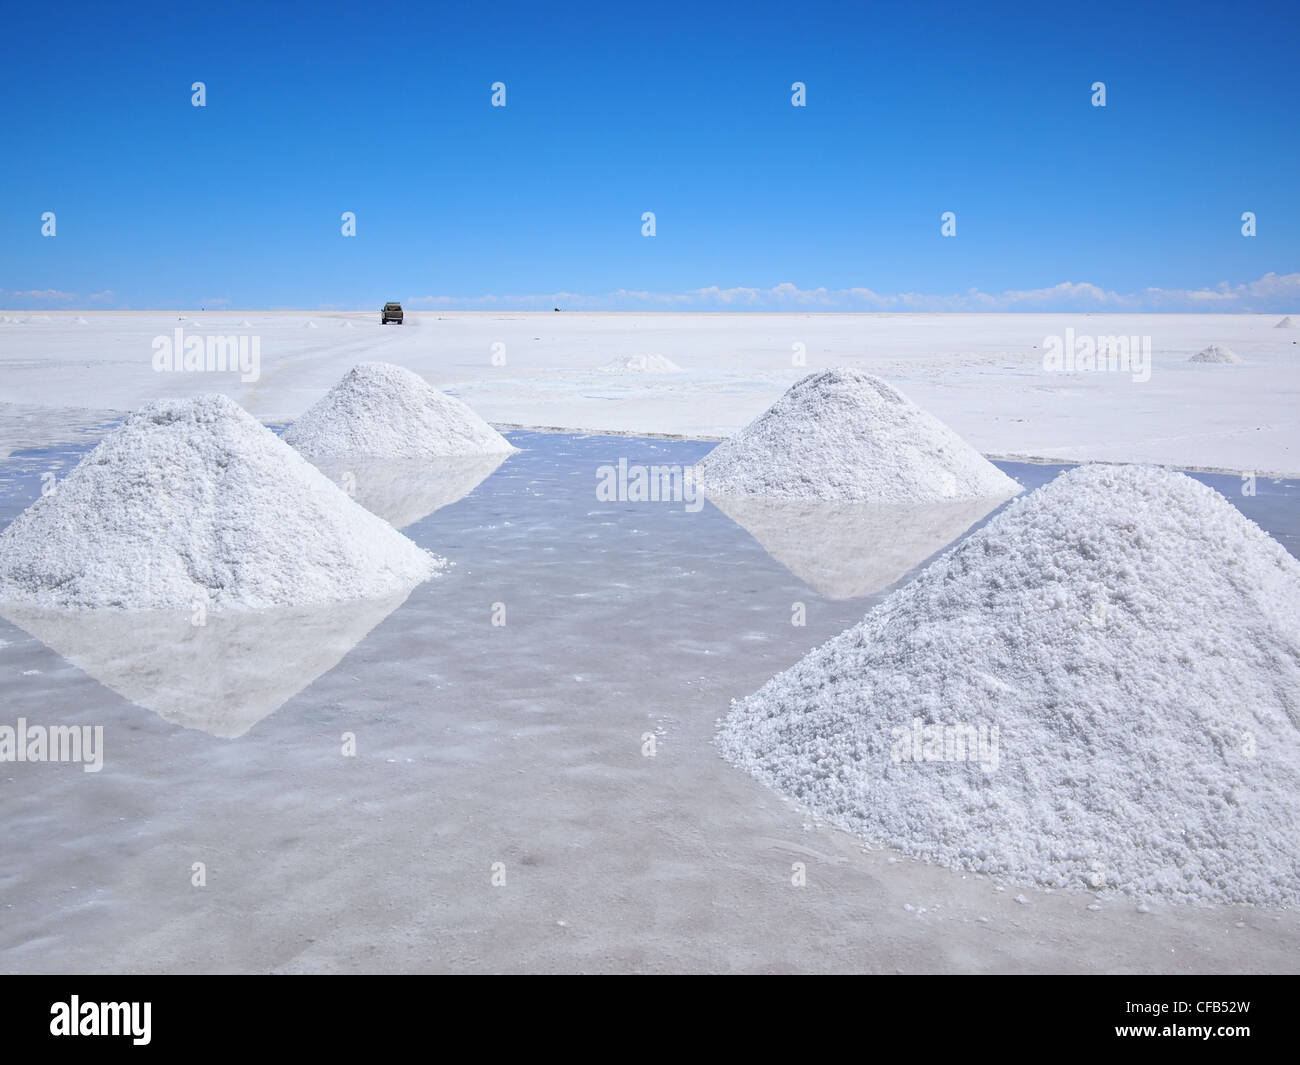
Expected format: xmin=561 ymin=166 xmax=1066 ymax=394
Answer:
xmin=381 ymin=302 xmax=404 ymax=325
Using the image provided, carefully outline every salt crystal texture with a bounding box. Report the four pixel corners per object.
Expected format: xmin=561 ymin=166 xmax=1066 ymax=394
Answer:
xmin=696 ymin=368 xmax=1021 ymax=502
xmin=718 ymin=464 xmax=1300 ymax=905
xmin=283 ymin=362 xmax=515 ymax=458
xmin=0 ymin=394 xmax=443 ymax=610
xmin=1189 ymin=345 xmax=1241 ymax=364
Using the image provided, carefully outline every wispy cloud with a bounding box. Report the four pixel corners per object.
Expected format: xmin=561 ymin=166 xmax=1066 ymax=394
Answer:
xmin=407 ymin=272 xmax=1300 ymax=313
xmin=0 ymin=288 xmax=82 ymax=303
xmin=0 ymin=288 xmax=118 ymax=307
xmin=4 ymin=273 xmax=1297 ymax=312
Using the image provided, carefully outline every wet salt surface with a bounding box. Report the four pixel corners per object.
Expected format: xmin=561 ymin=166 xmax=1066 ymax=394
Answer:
xmin=0 ymin=430 xmax=1297 ymax=973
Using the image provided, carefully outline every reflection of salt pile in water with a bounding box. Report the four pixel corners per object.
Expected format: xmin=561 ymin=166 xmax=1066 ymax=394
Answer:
xmin=1189 ymin=344 xmax=1241 ymax=363
xmin=1275 ymin=316 xmax=1296 ymax=328
xmin=598 ymin=354 xmax=683 ymax=374
xmin=2 ymin=593 xmax=411 ymax=738
xmin=310 ymin=454 xmax=508 ymax=528
xmin=0 ymin=394 xmax=443 ymax=610
xmin=696 ymin=368 xmax=1020 ymax=502
xmin=709 ymin=495 xmax=1006 ymax=599
xmin=283 ymin=362 xmax=515 ymax=458
xmin=719 ymin=465 xmax=1300 ymax=905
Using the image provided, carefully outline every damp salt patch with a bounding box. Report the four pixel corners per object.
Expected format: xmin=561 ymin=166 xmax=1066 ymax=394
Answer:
xmin=695 ymin=368 xmax=1020 ymax=503
xmin=717 ymin=464 xmax=1300 ymax=904
xmin=283 ymin=362 xmax=516 ymax=458
xmin=0 ymin=394 xmax=443 ymax=610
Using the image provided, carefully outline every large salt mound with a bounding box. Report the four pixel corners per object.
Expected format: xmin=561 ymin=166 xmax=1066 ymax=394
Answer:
xmin=1189 ymin=344 xmax=1241 ymax=364
xmin=1275 ymin=316 xmax=1296 ymax=328
xmin=0 ymin=394 xmax=443 ymax=610
xmin=282 ymin=362 xmax=516 ymax=458
xmin=696 ymin=368 xmax=1020 ymax=502
xmin=718 ymin=464 xmax=1300 ymax=905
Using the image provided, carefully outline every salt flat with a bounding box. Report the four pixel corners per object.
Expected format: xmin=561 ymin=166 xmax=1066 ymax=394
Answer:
xmin=1 ymin=311 xmax=1296 ymax=475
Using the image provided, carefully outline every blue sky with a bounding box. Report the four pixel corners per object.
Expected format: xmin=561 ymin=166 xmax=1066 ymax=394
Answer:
xmin=2 ymin=0 xmax=1297 ymax=311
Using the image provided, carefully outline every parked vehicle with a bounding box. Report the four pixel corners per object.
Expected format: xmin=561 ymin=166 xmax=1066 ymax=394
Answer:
xmin=381 ymin=302 xmax=404 ymax=325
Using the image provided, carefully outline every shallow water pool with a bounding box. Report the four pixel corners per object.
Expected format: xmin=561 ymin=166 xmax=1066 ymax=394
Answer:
xmin=0 ymin=431 xmax=1297 ymax=973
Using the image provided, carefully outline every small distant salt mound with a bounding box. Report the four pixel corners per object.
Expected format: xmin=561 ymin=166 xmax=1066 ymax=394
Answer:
xmin=237 ymin=319 xmax=252 ymax=328
xmin=0 ymin=394 xmax=443 ymax=610
xmin=1189 ymin=344 xmax=1241 ymax=364
xmin=283 ymin=362 xmax=516 ymax=458
xmin=188 ymin=318 xmax=204 ymax=328
xmin=72 ymin=316 xmax=88 ymax=324
xmin=599 ymin=354 xmax=683 ymax=374
xmin=696 ymin=368 xmax=1020 ymax=503
xmin=342 ymin=320 xmax=356 ymax=329
xmin=1275 ymin=316 xmax=1296 ymax=328
xmin=719 ymin=464 xmax=1300 ymax=905
xmin=305 ymin=320 xmax=319 ymax=329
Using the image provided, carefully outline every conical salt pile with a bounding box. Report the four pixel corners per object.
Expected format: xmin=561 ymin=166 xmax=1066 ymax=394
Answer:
xmin=1189 ymin=344 xmax=1241 ymax=364
xmin=598 ymin=354 xmax=684 ymax=374
xmin=1275 ymin=316 xmax=1296 ymax=328
xmin=283 ymin=362 xmax=516 ymax=458
xmin=718 ymin=464 xmax=1300 ymax=904
xmin=0 ymin=394 xmax=443 ymax=610
xmin=695 ymin=368 xmax=1020 ymax=502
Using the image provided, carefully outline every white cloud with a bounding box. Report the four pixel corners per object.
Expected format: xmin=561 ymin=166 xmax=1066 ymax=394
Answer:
xmin=0 ymin=288 xmax=119 ymax=307
xmin=3 ymin=273 xmax=1296 ymax=313
xmin=0 ymin=288 xmax=81 ymax=302
xmin=404 ymin=273 xmax=1300 ymax=312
